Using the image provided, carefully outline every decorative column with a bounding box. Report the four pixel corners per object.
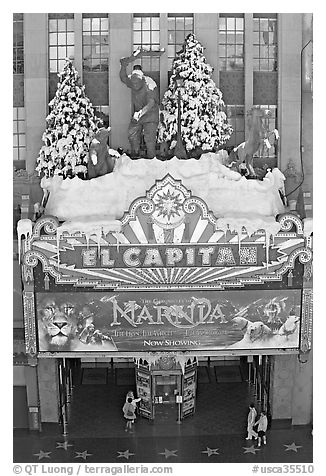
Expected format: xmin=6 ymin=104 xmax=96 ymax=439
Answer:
xmin=159 ymin=14 xmax=168 ymax=104
xmin=291 ymin=231 xmax=313 ymax=425
xmin=25 ymin=362 xmax=41 ymax=431
xmin=300 ymin=13 xmax=313 ymax=195
xmin=23 ymin=280 xmax=41 ymax=429
xmin=73 ymin=14 xmax=83 ymax=79
xmin=38 ymin=359 xmax=61 ymax=423
xmin=24 ymin=13 xmax=48 ymax=175
xmin=277 ymin=14 xmax=302 ymax=174
xmin=244 ymin=13 xmax=253 ymax=136
xmin=194 ymin=14 xmax=218 ymax=86
xmin=109 ymin=13 xmax=133 ymax=150
xmin=291 ymin=350 xmax=312 ymax=425
xmin=270 ymin=354 xmax=296 ymax=422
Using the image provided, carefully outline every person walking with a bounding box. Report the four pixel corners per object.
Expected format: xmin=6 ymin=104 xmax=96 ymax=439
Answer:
xmin=125 ymin=391 xmax=141 ymax=419
xmin=246 ymin=403 xmax=258 ymax=440
xmin=123 ymin=397 xmax=136 ymax=432
xmin=256 ymin=410 xmax=268 ymax=447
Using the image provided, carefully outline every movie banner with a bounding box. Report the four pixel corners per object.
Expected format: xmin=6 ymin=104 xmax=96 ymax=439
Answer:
xmin=36 ymin=289 xmax=301 ymax=353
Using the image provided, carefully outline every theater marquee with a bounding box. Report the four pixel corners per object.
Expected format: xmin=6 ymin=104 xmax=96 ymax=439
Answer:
xmin=36 ymin=289 xmax=302 ymax=353
xmin=21 ymin=175 xmax=312 ymax=357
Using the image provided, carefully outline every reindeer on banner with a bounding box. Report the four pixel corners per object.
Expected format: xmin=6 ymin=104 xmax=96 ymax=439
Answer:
xmin=228 ymin=106 xmax=279 ymax=178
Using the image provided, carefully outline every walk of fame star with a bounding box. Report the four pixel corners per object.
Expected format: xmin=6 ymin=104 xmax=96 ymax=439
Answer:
xmin=33 ymin=450 xmax=51 ymax=460
xmin=243 ymin=445 xmax=260 ymax=454
xmin=56 ymin=441 xmax=73 ymax=450
xmin=159 ymin=448 xmax=178 ymax=459
xmin=202 ymin=447 xmax=220 ymax=456
xmin=75 ymin=450 xmax=92 ymax=460
xmin=117 ymin=449 xmax=135 ymax=459
xmin=284 ymin=442 xmax=303 ymax=452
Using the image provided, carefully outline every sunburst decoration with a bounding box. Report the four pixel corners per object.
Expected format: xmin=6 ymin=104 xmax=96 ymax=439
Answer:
xmin=154 ymin=189 xmax=183 ymax=220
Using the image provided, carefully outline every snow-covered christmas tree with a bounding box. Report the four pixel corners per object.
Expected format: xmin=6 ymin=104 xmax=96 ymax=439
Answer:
xmin=35 ymin=59 xmax=101 ymax=178
xmin=158 ymin=34 xmax=233 ymax=157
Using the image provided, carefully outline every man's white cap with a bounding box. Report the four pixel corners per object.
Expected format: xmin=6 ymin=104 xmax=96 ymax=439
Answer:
xmin=131 ymin=69 xmax=144 ymax=78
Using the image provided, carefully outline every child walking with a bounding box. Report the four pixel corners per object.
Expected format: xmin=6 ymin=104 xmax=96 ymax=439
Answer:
xmin=123 ymin=397 xmax=136 ymax=432
xmin=256 ymin=410 xmax=268 ymax=447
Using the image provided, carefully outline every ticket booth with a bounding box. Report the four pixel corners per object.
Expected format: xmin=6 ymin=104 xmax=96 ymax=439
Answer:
xmin=135 ymin=356 xmax=197 ymax=421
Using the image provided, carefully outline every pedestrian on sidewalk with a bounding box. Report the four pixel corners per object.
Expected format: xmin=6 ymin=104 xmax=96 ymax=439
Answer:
xmin=256 ymin=410 xmax=268 ymax=447
xmin=125 ymin=391 xmax=141 ymax=422
xmin=123 ymin=397 xmax=136 ymax=432
xmin=246 ymin=402 xmax=258 ymax=440
xmin=126 ymin=390 xmax=141 ymax=408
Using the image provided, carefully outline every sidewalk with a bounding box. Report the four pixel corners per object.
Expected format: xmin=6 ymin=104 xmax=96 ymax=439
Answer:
xmin=13 ymin=365 xmax=313 ymax=463
xmin=13 ymin=425 xmax=312 ymax=463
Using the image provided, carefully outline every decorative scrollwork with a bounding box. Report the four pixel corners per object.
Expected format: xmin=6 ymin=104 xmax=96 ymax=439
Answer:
xmin=275 ymin=247 xmax=312 ymax=276
xmin=140 ymin=201 xmax=155 ymax=215
xmin=183 ymin=199 xmax=197 ymax=214
xmin=24 ymin=250 xmax=46 ymax=268
xmin=23 ymin=250 xmax=72 ymax=285
xmin=158 ymin=356 xmax=175 ymax=370
xmin=33 ymin=215 xmax=59 ymax=237
xmin=120 ymin=174 xmax=217 ymax=228
xmin=277 ymin=213 xmax=304 ymax=235
xmin=183 ymin=197 xmax=217 ymax=226
xmin=298 ymin=249 xmax=313 ymax=264
xmin=121 ymin=198 xmax=151 ymax=225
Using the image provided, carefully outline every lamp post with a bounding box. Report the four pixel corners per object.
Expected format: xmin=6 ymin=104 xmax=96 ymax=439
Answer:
xmin=174 ymin=77 xmax=187 ymax=159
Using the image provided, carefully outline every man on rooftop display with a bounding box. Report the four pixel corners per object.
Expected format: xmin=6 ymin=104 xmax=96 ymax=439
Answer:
xmin=119 ymin=52 xmax=159 ymax=159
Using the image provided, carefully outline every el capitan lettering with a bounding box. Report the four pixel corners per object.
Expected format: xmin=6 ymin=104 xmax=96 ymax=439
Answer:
xmin=81 ymin=244 xmax=259 ymax=268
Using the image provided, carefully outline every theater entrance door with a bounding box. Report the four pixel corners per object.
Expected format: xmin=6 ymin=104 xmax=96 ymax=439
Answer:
xmin=152 ymin=373 xmax=182 ymax=421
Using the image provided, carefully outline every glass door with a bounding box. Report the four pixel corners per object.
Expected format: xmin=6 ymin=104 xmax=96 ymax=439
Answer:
xmin=154 ymin=375 xmax=180 ymax=403
xmin=153 ymin=374 xmax=182 ymax=421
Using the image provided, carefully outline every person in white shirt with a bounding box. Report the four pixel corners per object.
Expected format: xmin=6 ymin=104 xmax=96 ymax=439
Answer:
xmin=256 ymin=410 xmax=268 ymax=447
xmin=246 ymin=403 xmax=258 ymax=440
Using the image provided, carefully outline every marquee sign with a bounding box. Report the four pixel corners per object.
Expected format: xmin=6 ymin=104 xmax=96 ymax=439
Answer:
xmin=72 ymin=243 xmax=278 ymax=269
xmin=22 ymin=175 xmax=312 ymax=291
xmin=36 ymin=289 xmax=301 ymax=353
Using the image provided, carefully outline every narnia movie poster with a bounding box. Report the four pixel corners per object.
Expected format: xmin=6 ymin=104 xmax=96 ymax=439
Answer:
xmin=36 ymin=289 xmax=301 ymax=353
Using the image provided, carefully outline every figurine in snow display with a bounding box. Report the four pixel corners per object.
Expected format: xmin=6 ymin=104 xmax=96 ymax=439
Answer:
xmin=119 ymin=52 xmax=159 ymax=159
xmin=35 ymin=59 xmax=101 ymax=179
xmin=157 ymin=33 xmax=233 ymax=158
xmin=228 ymin=106 xmax=279 ymax=178
xmin=87 ymin=125 xmax=115 ymax=179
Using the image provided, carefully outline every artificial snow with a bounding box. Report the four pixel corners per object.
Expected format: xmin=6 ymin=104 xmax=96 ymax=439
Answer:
xmin=42 ymin=154 xmax=285 ymax=234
